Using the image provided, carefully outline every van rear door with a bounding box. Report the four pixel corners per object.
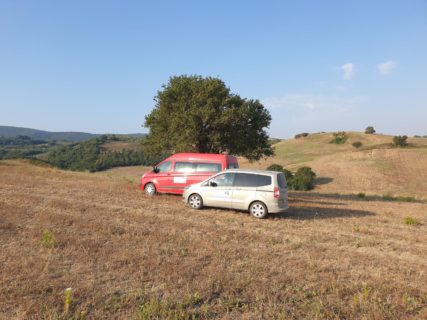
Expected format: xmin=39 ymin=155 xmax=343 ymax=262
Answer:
xmin=231 ymin=173 xmax=272 ymax=210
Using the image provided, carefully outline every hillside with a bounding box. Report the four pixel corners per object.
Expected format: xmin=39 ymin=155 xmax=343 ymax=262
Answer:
xmin=44 ymin=135 xmax=153 ymax=172
xmin=1 ymin=160 xmax=426 ymax=319
xmin=0 ymin=126 xmax=146 ymax=142
xmin=240 ymin=132 xmax=427 ymax=198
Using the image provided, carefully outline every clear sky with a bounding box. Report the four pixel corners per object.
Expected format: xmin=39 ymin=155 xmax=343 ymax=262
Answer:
xmin=1 ymin=0 xmax=426 ymax=138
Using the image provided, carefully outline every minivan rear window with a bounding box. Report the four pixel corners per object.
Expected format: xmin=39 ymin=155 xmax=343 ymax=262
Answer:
xmin=234 ymin=173 xmax=272 ymax=187
xmin=277 ymin=173 xmax=287 ymax=189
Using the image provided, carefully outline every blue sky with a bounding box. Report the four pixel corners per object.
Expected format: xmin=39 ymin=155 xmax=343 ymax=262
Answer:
xmin=1 ymin=0 xmax=426 ymax=138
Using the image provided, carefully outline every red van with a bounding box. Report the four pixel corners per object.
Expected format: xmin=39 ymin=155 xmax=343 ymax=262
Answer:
xmin=140 ymin=153 xmax=239 ymax=195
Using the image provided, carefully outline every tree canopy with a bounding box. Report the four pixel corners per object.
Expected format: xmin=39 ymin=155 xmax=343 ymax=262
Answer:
xmin=143 ymin=75 xmax=274 ymax=161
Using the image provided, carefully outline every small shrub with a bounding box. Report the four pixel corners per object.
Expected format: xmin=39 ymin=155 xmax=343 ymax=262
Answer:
xmin=267 ymin=164 xmax=284 ymax=172
xmin=282 ymin=168 xmax=294 ymax=182
xmin=356 ymin=192 xmax=365 ymax=198
xmin=41 ymin=230 xmax=55 ymax=248
xmin=352 ymin=141 xmax=363 ymax=148
xmin=393 ymin=135 xmax=408 ymax=147
xmin=265 ymin=164 xmax=316 ymax=191
xmin=330 ymin=131 xmax=348 ymax=144
xmin=404 ymin=217 xmax=421 ymax=226
xmin=365 ymin=126 xmax=376 ymax=134
xmin=291 ymin=167 xmax=316 ymax=191
xmin=294 ymin=132 xmax=309 ymax=139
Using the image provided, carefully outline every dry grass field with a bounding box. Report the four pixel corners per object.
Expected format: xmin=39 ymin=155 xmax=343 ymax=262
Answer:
xmin=1 ymin=160 xmax=426 ymax=319
xmin=240 ymin=132 xmax=427 ymax=199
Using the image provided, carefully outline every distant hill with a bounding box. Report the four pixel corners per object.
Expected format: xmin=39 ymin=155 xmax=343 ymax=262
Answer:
xmin=0 ymin=126 xmax=145 ymax=142
xmin=240 ymin=131 xmax=427 ymax=198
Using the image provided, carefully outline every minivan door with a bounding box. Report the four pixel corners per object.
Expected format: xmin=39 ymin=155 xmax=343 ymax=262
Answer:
xmin=152 ymin=161 xmax=173 ymax=193
xmin=204 ymin=173 xmax=235 ymax=208
xmin=231 ymin=173 xmax=272 ymax=210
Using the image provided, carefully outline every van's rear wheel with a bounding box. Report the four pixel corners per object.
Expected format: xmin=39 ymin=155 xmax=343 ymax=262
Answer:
xmin=188 ymin=194 xmax=203 ymax=210
xmin=144 ymin=183 xmax=156 ymax=196
xmin=249 ymin=201 xmax=268 ymax=219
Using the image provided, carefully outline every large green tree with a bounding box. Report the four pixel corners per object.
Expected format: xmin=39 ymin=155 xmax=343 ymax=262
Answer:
xmin=143 ymin=75 xmax=274 ymax=161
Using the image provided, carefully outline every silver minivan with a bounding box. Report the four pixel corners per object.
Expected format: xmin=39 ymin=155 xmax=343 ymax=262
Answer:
xmin=182 ymin=169 xmax=288 ymax=218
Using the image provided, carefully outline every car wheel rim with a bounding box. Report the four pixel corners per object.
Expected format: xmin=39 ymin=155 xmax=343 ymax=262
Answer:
xmin=189 ymin=196 xmax=200 ymax=208
xmin=251 ymin=203 xmax=265 ymax=217
xmin=145 ymin=184 xmax=155 ymax=195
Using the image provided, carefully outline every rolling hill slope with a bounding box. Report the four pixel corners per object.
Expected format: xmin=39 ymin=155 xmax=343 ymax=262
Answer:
xmin=0 ymin=126 xmax=146 ymax=142
xmin=240 ymin=132 xmax=427 ymax=198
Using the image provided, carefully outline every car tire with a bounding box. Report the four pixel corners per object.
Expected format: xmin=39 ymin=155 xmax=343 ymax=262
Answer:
xmin=144 ymin=183 xmax=157 ymax=196
xmin=249 ymin=201 xmax=268 ymax=219
xmin=188 ymin=194 xmax=203 ymax=210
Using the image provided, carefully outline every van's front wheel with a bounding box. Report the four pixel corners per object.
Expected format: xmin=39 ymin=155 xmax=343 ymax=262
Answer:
xmin=144 ymin=183 xmax=157 ymax=196
xmin=188 ymin=194 xmax=203 ymax=210
xmin=249 ymin=201 xmax=268 ymax=219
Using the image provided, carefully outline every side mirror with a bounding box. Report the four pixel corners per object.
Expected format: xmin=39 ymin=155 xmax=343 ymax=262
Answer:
xmin=153 ymin=166 xmax=160 ymax=173
xmin=210 ymin=181 xmax=217 ymax=187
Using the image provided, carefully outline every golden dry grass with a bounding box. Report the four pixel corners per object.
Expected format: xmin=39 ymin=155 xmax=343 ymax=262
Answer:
xmin=1 ymin=160 xmax=426 ymax=319
xmin=240 ymin=132 xmax=427 ymax=198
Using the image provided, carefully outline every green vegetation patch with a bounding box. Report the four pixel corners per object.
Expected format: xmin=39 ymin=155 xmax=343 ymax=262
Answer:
xmin=46 ymin=135 xmax=163 ymax=172
xmin=393 ymin=135 xmax=408 ymax=147
xmin=0 ymin=135 xmax=58 ymax=160
xmin=41 ymin=230 xmax=55 ymax=248
xmin=352 ymin=141 xmax=363 ymax=148
xmin=267 ymin=164 xmax=316 ymax=191
xmin=404 ymin=217 xmax=422 ymax=226
xmin=330 ymin=131 xmax=348 ymax=145
xmin=294 ymin=132 xmax=309 ymax=139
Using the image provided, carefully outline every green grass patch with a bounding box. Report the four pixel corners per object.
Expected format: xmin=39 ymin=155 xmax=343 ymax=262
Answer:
xmin=41 ymin=230 xmax=55 ymax=248
xmin=404 ymin=217 xmax=422 ymax=226
xmin=382 ymin=194 xmax=416 ymax=202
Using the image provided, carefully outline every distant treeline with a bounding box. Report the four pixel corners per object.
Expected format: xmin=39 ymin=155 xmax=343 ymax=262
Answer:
xmin=1 ymin=134 xmax=161 ymax=172
xmin=0 ymin=135 xmax=50 ymax=146
xmin=45 ymin=135 xmax=163 ymax=172
xmin=0 ymin=135 xmax=55 ymax=159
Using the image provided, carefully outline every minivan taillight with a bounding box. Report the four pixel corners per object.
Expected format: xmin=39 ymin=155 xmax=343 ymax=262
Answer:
xmin=274 ymin=187 xmax=280 ymax=198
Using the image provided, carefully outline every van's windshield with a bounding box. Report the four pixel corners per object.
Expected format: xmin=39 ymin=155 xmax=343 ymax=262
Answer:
xmin=156 ymin=161 xmax=171 ymax=173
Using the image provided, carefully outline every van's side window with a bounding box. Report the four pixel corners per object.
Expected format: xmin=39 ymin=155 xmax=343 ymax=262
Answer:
xmin=196 ymin=163 xmax=221 ymax=172
xmin=174 ymin=162 xmax=196 ymax=173
xmin=210 ymin=173 xmax=235 ymax=187
xmin=234 ymin=173 xmax=271 ymax=187
xmin=157 ymin=161 xmax=171 ymax=172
